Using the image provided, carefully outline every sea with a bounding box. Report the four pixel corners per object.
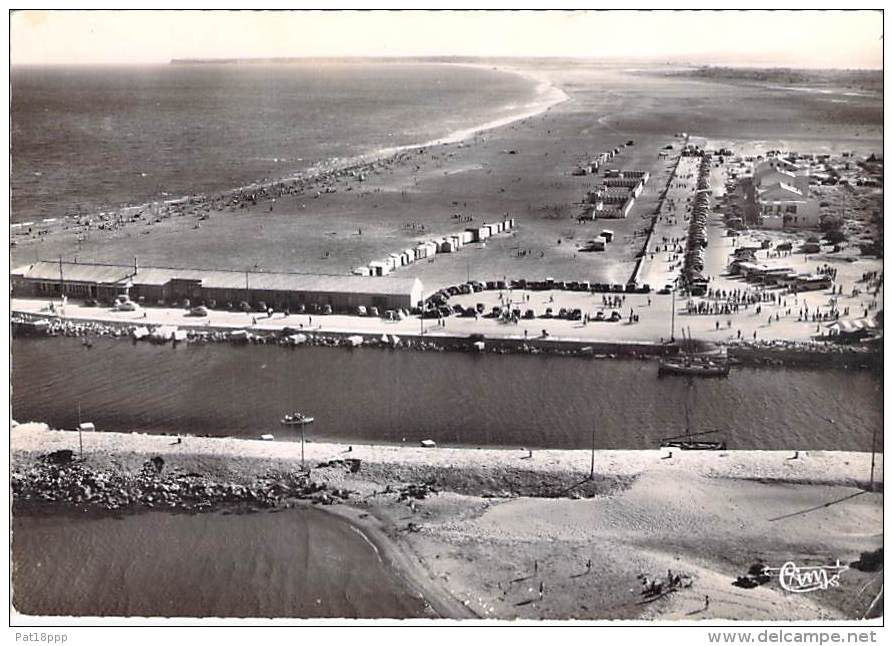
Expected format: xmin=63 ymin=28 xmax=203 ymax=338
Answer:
xmin=11 ymin=61 xmax=554 ymax=224
xmin=11 ymin=336 xmax=883 ymax=452
xmin=12 ymin=505 xmax=429 ymax=618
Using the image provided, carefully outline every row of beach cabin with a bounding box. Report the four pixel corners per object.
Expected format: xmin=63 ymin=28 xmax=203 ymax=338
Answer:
xmin=360 ymin=219 xmax=516 ymax=277
xmin=572 ymin=144 xmax=631 ymax=176
xmin=581 ymin=169 xmax=650 ymax=220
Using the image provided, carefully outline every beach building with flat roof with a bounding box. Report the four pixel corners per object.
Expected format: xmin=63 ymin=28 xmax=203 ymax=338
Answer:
xmin=11 ymin=261 xmax=424 ymax=311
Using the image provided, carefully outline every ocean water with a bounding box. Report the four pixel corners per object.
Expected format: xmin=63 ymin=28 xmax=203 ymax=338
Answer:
xmin=11 ymin=337 xmax=883 ymax=452
xmin=11 ymin=62 xmax=542 ymax=224
xmin=12 ymin=506 xmax=430 ymax=618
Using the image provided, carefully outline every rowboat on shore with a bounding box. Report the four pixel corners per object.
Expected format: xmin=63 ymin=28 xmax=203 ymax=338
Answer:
xmin=280 ymin=412 xmax=315 ymax=426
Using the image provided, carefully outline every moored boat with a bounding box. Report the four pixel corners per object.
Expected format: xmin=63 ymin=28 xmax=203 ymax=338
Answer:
xmin=661 ymin=439 xmax=727 ymax=450
xmin=659 ymin=378 xmax=726 ymax=451
xmin=658 ymin=356 xmax=730 ymax=377
xmin=280 ymin=412 xmax=315 ymax=426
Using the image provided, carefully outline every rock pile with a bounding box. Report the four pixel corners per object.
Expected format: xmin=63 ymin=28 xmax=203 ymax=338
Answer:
xmin=11 ymin=455 xmax=353 ymax=512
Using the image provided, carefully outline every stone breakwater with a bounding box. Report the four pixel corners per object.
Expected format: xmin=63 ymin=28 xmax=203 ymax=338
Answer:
xmin=12 ymin=310 xmax=881 ymax=369
xmin=11 ymin=450 xmax=356 ymax=512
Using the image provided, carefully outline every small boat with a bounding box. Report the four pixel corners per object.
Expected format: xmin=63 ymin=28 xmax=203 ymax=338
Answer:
xmin=659 ymin=380 xmax=726 ymax=451
xmin=280 ymin=412 xmax=315 ymax=426
xmin=420 ymin=439 xmax=437 ymax=448
xmin=661 ymin=439 xmax=727 ymax=451
xmin=260 ymin=434 xmax=275 ymax=441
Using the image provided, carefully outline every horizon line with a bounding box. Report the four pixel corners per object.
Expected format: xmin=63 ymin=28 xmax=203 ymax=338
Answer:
xmin=10 ymin=56 xmax=885 ymax=72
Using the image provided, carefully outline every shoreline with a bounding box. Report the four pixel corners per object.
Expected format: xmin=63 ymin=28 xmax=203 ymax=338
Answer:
xmin=10 ymin=62 xmax=567 ymax=231
xmin=11 ymin=304 xmax=882 ymax=371
xmin=11 ymin=423 xmax=884 ymax=621
xmin=12 ymin=424 xmax=883 ymax=491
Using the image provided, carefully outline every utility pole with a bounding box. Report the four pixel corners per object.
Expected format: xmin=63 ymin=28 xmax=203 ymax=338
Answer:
xmin=589 ymin=425 xmax=596 ymax=480
xmin=869 ymin=423 xmax=878 ymax=491
xmin=670 ymin=289 xmax=676 ymax=342
xmin=77 ymin=403 xmax=83 ymax=460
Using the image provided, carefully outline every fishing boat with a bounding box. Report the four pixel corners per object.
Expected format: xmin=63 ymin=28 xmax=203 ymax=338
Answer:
xmin=280 ymin=412 xmax=315 ymax=426
xmin=658 ymin=329 xmax=730 ymax=377
xmin=661 ymin=438 xmax=726 ymax=450
xmin=659 ymin=378 xmax=726 ymax=451
xmin=658 ymin=355 xmax=730 ymax=377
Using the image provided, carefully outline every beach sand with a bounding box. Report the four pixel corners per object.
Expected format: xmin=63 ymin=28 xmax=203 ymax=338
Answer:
xmin=12 ymin=423 xmax=883 ymax=621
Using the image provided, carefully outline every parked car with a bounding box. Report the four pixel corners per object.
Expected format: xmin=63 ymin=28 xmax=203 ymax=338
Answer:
xmin=369 ymin=306 xmax=380 ymax=317
xmin=188 ymin=306 xmax=209 ymax=317
xmin=523 ymin=309 xmax=535 ymax=319
xmin=570 ymin=308 xmax=583 ymax=321
xmin=595 ymin=311 xmax=606 ymax=321
xmin=609 ymin=310 xmax=622 ymax=322
xmin=543 ymin=307 xmax=554 ymax=318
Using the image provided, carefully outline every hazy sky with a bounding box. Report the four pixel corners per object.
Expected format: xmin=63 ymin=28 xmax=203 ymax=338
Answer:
xmin=10 ymin=9 xmax=884 ymax=69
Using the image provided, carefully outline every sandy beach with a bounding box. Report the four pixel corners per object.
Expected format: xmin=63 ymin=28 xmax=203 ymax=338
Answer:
xmin=12 ymin=422 xmax=883 ymax=621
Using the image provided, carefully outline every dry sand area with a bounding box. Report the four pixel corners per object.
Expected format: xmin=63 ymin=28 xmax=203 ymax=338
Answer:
xmin=12 ymin=424 xmax=883 ymax=621
xmin=11 ymin=63 xmax=881 ymax=295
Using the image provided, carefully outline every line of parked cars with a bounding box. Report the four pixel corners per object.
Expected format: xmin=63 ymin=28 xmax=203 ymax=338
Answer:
xmin=424 ymin=277 xmax=650 ymax=318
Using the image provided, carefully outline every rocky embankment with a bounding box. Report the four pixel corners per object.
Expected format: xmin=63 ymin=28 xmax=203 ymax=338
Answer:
xmin=12 ymin=311 xmax=881 ymax=368
xmin=11 ymin=449 xmax=355 ymax=512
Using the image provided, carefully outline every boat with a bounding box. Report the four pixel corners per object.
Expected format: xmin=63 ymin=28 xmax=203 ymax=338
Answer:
xmin=658 ymin=355 xmax=730 ymax=377
xmin=661 ymin=438 xmax=727 ymax=451
xmin=280 ymin=412 xmax=315 ymax=426
xmin=659 ymin=328 xmax=730 ymax=377
xmin=659 ymin=379 xmax=726 ymax=451
xmin=260 ymin=434 xmax=275 ymax=441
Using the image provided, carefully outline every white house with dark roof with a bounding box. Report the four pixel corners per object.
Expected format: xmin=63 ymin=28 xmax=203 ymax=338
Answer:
xmin=756 ymin=183 xmax=820 ymax=229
